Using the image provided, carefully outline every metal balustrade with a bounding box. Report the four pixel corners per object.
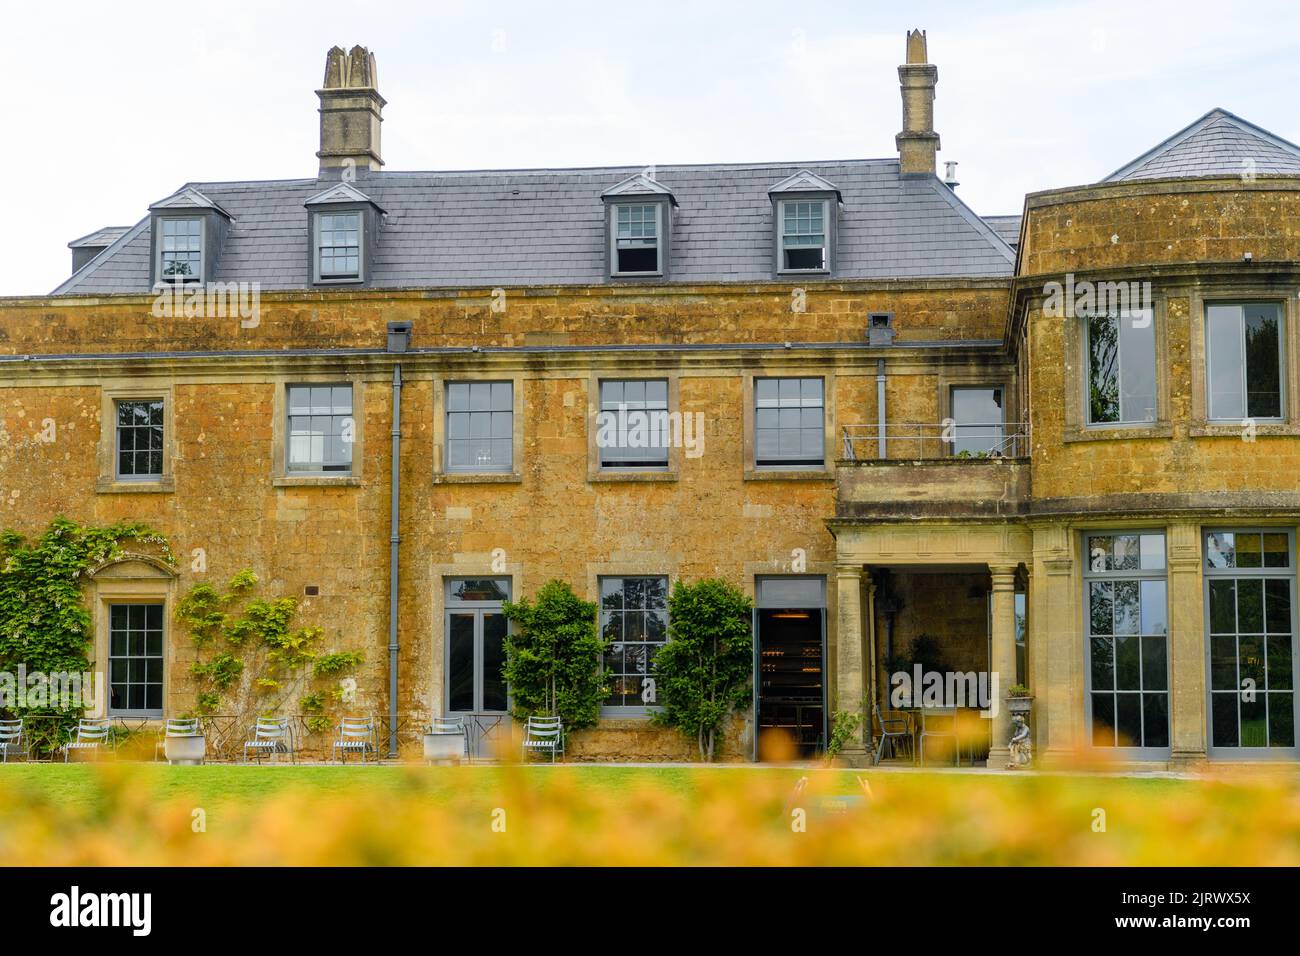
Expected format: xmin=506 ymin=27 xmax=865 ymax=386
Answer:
xmin=841 ymin=422 xmax=1031 ymax=461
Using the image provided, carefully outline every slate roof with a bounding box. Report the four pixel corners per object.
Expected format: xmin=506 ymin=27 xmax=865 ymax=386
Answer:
xmin=54 ymin=159 xmax=1015 ymax=295
xmin=1104 ymin=108 xmax=1300 ymax=182
xmin=981 ymin=215 xmax=1021 ymax=249
xmin=67 ymin=226 xmax=130 ymax=249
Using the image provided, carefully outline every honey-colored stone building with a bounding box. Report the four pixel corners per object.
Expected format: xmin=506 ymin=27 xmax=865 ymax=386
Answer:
xmin=3 ymin=31 xmax=1297 ymax=766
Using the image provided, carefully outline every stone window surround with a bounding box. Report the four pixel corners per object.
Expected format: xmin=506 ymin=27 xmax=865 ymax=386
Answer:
xmin=1061 ymin=290 xmax=1173 ymax=444
xmin=585 ymin=371 xmax=682 ymax=483
xmin=431 ymin=371 xmax=525 ymax=484
xmin=1187 ymin=286 xmax=1300 ymax=437
xmin=270 ymin=373 xmax=366 ymax=487
xmin=88 ymin=557 xmax=178 ymax=722
xmin=97 ymin=383 xmax=175 ymax=494
xmin=741 ymin=369 xmax=837 ymax=482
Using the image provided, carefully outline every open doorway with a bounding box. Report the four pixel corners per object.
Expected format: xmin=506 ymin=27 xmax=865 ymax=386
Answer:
xmin=755 ymin=576 xmax=826 ymax=760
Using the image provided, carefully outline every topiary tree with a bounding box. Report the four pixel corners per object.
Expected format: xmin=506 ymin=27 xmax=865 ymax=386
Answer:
xmin=651 ymin=578 xmax=753 ymax=761
xmin=502 ymin=580 xmax=606 ymax=734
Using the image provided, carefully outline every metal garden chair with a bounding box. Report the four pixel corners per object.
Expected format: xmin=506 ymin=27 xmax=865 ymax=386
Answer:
xmin=424 ymin=716 xmax=470 ymax=764
xmin=154 ymin=717 xmax=201 ymax=761
xmin=332 ymin=716 xmax=377 ymax=764
xmin=521 ymin=715 xmax=564 ymax=762
xmin=871 ymin=703 xmax=914 ymax=765
xmin=0 ymin=719 xmax=24 ymax=762
xmin=918 ymin=706 xmax=960 ymax=766
xmin=243 ymin=716 xmax=296 ymax=764
xmin=62 ymin=718 xmax=112 ymax=762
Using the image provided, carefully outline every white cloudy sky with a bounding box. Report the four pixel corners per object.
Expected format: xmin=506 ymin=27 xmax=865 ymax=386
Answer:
xmin=4 ymin=0 xmax=1300 ymax=296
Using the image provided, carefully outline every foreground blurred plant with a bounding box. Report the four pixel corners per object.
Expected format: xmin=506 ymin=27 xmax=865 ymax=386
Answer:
xmin=0 ymin=763 xmax=1297 ymax=867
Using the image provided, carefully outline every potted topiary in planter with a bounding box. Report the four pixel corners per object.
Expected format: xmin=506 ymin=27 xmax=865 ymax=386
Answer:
xmin=1005 ymin=684 xmax=1033 ymax=716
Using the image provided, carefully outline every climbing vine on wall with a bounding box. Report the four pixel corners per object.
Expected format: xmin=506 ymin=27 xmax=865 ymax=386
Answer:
xmin=176 ymin=569 xmax=362 ymax=735
xmin=0 ymin=516 xmax=175 ymax=741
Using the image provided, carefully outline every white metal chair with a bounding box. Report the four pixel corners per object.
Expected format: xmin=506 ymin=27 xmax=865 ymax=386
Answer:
xmin=332 ymin=716 xmax=377 ymax=764
xmin=522 ymin=715 xmax=564 ymax=763
xmin=0 ymin=719 xmax=24 ymax=762
xmin=243 ymin=716 xmax=296 ymax=764
xmin=424 ymin=716 xmax=470 ymax=764
xmin=158 ymin=717 xmax=205 ymax=764
xmin=62 ymin=718 xmax=111 ymax=762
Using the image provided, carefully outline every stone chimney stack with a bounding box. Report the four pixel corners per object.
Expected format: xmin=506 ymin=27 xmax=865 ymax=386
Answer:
xmin=317 ymin=45 xmax=385 ymax=176
xmin=896 ymin=29 xmax=939 ymax=177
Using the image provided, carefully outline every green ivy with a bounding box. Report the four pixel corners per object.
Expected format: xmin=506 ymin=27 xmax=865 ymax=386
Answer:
xmin=0 ymin=517 xmax=174 ymax=746
xmin=313 ymin=651 xmax=364 ymax=677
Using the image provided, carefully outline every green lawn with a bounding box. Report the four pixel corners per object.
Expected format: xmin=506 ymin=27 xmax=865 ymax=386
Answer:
xmin=0 ymin=762 xmax=1191 ymax=809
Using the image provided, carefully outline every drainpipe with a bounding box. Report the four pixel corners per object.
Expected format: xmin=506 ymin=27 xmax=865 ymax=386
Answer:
xmin=386 ymin=322 xmax=411 ymax=758
xmin=876 ymin=358 xmax=887 ymax=459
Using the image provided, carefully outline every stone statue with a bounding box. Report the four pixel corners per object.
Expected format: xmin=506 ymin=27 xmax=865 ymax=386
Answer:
xmin=1007 ymin=713 xmax=1032 ymax=769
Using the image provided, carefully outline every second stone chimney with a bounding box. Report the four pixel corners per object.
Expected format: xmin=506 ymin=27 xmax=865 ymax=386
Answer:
xmin=895 ymin=29 xmax=939 ymax=177
xmin=317 ymin=45 xmax=386 ymax=177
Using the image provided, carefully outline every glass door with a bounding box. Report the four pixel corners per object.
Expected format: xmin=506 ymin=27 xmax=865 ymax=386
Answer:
xmin=444 ymin=578 xmax=511 ymax=757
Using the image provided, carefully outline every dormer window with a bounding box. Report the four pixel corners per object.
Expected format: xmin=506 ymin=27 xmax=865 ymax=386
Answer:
xmin=768 ymin=170 xmax=841 ymax=277
xmin=305 ymin=182 xmax=384 ymax=286
xmin=158 ymin=217 xmax=204 ymax=281
xmin=147 ymin=187 xmax=231 ymax=286
xmin=613 ymin=204 xmax=660 ymax=275
xmin=601 ymin=173 xmax=676 ymax=280
xmin=315 ymin=212 xmax=362 ymax=281
xmin=779 ymin=200 xmax=828 ymax=271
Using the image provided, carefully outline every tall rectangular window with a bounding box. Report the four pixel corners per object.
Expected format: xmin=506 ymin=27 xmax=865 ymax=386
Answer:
xmin=755 ymin=377 xmax=824 ymax=468
xmin=316 ymin=212 xmax=361 ymax=280
xmin=1086 ymin=308 xmax=1156 ymax=424
xmin=446 ymin=381 xmax=513 ymax=473
xmin=598 ymin=379 xmax=669 ymax=468
xmin=115 ymin=399 xmax=164 ymax=479
xmin=951 ymin=386 xmax=1006 ymax=455
xmin=1205 ymin=530 xmax=1296 ymax=753
xmin=613 ymin=204 xmax=660 ymax=274
xmin=158 ymin=217 xmax=202 ymax=281
xmin=779 ymin=200 xmax=827 ymax=271
xmin=1207 ymin=302 xmax=1283 ymax=420
xmin=1085 ymin=532 xmax=1170 ymax=752
xmin=601 ymin=576 xmax=668 ymax=709
xmin=109 ymin=603 xmax=163 ymax=716
xmin=287 ymin=385 xmax=353 ymax=473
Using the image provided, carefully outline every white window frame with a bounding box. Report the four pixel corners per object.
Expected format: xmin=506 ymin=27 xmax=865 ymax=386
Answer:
xmin=312 ymin=210 xmax=365 ymax=284
xmin=285 ymin=383 xmax=355 ymax=475
xmin=609 ymin=202 xmax=662 ymax=277
xmin=155 ymin=216 xmax=205 ymax=285
xmin=777 ymin=198 xmax=830 ymax=274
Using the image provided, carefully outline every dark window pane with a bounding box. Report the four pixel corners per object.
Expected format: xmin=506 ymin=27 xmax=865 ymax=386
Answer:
xmin=481 ymin=613 xmax=508 ymax=712
xmin=1239 ymin=633 xmax=1265 ymax=688
xmin=1211 ymin=693 xmax=1239 ymax=747
xmin=1209 ymin=580 xmax=1236 ymax=634
xmin=1090 ymin=637 xmax=1114 ymax=689
xmin=1091 ymin=693 xmax=1115 ymax=746
xmin=1087 ymin=315 xmax=1119 ymax=424
xmin=1211 ymin=634 xmax=1238 ymax=690
xmin=1268 ymin=634 xmax=1293 ymax=690
xmin=1269 ymin=693 xmax=1295 ymax=747
xmin=1115 ymin=635 xmax=1141 ymax=690
xmin=1089 ymin=582 xmax=1113 ymax=635
xmin=1266 ymin=579 xmax=1292 ymax=635
xmin=1263 ymin=533 xmax=1290 ymax=569
xmin=1142 ymin=693 xmax=1169 ymax=748
xmin=1141 ymin=635 xmax=1167 ymax=691
xmin=447 ymin=614 xmax=474 ymax=712
xmin=1116 ymin=693 xmax=1142 ymax=747
xmin=1237 ymin=579 xmax=1264 ymax=632
xmin=1240 ymin=694 xmax=1268 ymax=747
xmin=1237 ymin=533 xmax=1263 ymax=569
xmin=1244 ymin=304 xmax=1282 ymax=419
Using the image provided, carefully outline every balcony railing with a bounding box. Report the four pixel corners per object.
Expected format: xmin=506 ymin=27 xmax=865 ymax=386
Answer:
xmin=841 ymin=422 xmax=1031 ymax=462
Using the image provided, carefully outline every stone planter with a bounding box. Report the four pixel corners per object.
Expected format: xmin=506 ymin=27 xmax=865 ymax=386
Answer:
xmin=164 ymin=734 xmax=206 ymax=765
xmin=1006 ymin=696 xmax=1033 ymax=716
xmin=423 ymin=732 xmax=466 ymax=764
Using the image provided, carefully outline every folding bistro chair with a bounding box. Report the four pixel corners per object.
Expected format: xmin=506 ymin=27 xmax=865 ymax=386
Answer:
xmin=62 ymin=718 xmax=112 ymax=762
xmin=424 ymin=716 xmax=470 ymax=764
xmin=0 ymin=719 xmax=24 ymax=763
xmin=243 ymin=716 xmax=296 ymax=764
xmin=871 ymin=703 xmax=914 ymax=765
xmin=521 ymin=715 xmax=564 ymax=763
xmin=332 ymin=716 xmax=378 ymax=764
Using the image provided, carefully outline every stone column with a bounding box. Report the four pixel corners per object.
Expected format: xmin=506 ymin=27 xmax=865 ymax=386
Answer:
xmin=834 ymin=561 xmax=868 ymax=765
xmin=987 ymin=564 xmax=1019 ymax=769
xmin=1167 ymin=521 xmax=1207 ymax=768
